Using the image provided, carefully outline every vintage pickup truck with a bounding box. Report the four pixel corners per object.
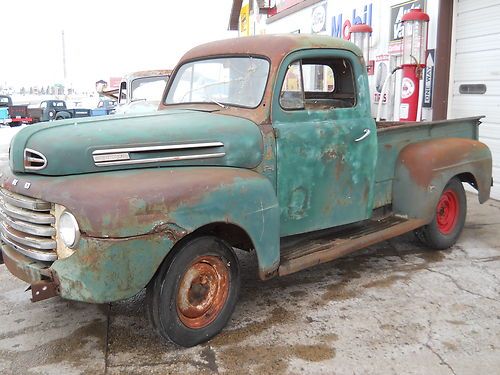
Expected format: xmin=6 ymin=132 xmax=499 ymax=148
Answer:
xmin=28 ymin=100 xmax=92 ymax=122
xmin=0 ymin=35 xmax=492 ymax=347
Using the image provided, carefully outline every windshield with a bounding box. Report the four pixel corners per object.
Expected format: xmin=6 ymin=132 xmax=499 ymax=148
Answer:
xmin=165 ymin=57 xmax=269 ymax=108
xmin=131 ymin=76 xmax=169 ymax=102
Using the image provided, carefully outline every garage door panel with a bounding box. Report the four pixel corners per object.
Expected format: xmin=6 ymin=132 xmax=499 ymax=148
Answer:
xmin=450 ymin=96 xmax=500 ymax=120
xmin=452 ymin=54 xmax=500 ymax=81
xmin=455 ymin=34 xmax=500 ymax=55
xmin=478 ymin=123 xmax=500 ymax=141
xmin=457 ymin=0 xmax=500 ymax=14
xmin=456 ymin=9 xmax=500 ymax=40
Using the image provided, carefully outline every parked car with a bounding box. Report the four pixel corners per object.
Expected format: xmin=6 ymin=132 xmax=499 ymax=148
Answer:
xmin=0 ymin=95 xmax=32 ymax=126
xmin=0 ymin=35 xmax=493 ymax=347
xmin=91 ymin=99 xmax=117 ymax=116
xmin=100 ymin=70 xmax=171 ymax=114
xmin=28 ymin=100 xmax=92 ymax=122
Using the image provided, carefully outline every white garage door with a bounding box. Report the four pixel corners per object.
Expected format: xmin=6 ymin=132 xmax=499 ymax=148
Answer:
xmin=449 ymin=0 xmax=500 ymax=200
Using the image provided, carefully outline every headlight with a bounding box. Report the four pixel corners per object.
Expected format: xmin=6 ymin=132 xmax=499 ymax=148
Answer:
xmin=58 ymin=210 xmax=80 ymax=248
xmin=49 ymin=111 xmax=54 ymax=117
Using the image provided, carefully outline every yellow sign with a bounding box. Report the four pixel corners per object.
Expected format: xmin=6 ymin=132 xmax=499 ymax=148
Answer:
xmin=240 ymin=3 xmax=250 ymax=36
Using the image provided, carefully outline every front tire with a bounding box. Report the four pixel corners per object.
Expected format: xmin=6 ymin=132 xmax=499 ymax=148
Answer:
xmin=147 ymin=236 xmax=240 ymax=347
xmin=414 ymin=177 xmax=467 ymax=249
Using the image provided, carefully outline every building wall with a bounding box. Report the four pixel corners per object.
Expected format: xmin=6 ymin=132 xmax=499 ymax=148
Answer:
xmin=246 ymin=0 xmax=439 ymax=121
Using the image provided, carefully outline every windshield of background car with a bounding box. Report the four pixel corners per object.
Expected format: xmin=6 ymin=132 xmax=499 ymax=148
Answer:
xmin=165 ymin=57 xmax=269 ymax=108
xmin=131 ymin=76 xmax=168 ymax=102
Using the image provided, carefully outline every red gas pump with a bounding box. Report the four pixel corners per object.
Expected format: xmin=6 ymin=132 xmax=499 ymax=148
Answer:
xmin=399 ymin=9 xmax=429 ymax=121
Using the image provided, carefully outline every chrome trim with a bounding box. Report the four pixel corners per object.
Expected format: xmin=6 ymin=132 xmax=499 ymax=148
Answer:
xmin=93 ymin=153 xmax=130 ymax=163
xmin=0 ymin=233 xmax=57 ymax=262
xmin=0 ymin=188 xmax=51 ymax=211
xmin=0 ymin=209 xmax=55 ymax=236
xmin=24 ymin=148 xmax=48 ymax=171
xmin=92 ymin=142 xmax=224 ymax=155
xmin=0 ymin=201 xmax=55 ymax=224
xmin=0 ymin=222 xmax=56 ymax=250
xmin=94 ymin=152 xmax=226 ymax=167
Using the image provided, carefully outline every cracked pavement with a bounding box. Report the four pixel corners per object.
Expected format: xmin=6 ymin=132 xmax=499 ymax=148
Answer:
xmin=0 ymin=193 xmax=498 ymax=374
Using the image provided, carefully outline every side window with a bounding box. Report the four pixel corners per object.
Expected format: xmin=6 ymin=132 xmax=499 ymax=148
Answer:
xmin=280 ymin=57 xmax=356 ymax=111
xmin=119 ymin=82 xmax=127 ymax=103
xmin=280 ymin=61 xmax=304 ymax=110
xmin=40 ymin=102 xmax=47 ymax=109
xmin=302 ymin=64 xmax=334 ymax=92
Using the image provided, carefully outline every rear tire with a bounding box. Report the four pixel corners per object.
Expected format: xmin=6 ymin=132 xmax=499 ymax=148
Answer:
xmin=414 ymin=177 xmax=466 ymax=250
xmin=147 ymin=236 xmax=240 ymax=347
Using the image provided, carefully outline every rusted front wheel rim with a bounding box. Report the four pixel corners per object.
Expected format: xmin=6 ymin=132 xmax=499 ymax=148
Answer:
xmin=436 ymin=189 xmax=459 ymax=235
xmin=176 ymin=255 xmax=229 ymax=329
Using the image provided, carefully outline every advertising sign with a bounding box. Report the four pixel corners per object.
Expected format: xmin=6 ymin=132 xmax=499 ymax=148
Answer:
xmin=373 ymin=54 xmax=390 ymax=104
xmin=389 ymin=0 xmax=426 ymax=54
xmin=422 ymin=49 xmax=435 ymax=108
xmin=331 ymin=3 xmax=373 ymax=40
xmin=240 ymin=3 xmax=250 ymax=36
xmin=311 ymin=3 xmax=327 ymax=34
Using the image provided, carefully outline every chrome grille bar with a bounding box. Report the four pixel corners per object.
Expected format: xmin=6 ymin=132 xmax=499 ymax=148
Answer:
xmin=0 ymin=189 xmax=51 ymax=211
xmin=0 ymin=201 xmax=55 ymax=224
xmin=0 ymin=233 xmax=57 ymax=262
xmin=0 ymin=210 xmax=55 ymax=236
xmin=0 ymin=187 xmax=57 ymax=262
xmin=0 ymin=222 xmax=56 ymax=250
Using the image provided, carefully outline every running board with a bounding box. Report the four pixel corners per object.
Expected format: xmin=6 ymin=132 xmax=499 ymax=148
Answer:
xmin=278 ymin=216 xmax=426 ymax=276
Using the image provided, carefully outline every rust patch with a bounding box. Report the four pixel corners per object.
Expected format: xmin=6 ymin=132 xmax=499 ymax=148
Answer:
xmin=399 ymin=138 xmax=490 ymax=187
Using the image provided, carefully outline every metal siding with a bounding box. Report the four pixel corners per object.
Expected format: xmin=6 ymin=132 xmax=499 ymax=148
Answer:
xmin=450 ymin=0 xmax=500 ymax=199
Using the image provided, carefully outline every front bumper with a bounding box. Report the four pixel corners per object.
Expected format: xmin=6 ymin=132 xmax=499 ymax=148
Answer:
xmin=1 ymin=243 xmax=60 ymax=301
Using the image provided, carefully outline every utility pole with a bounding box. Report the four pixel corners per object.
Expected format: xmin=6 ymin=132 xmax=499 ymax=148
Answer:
xmin=61 ymin=30 xmax=67 ymax=95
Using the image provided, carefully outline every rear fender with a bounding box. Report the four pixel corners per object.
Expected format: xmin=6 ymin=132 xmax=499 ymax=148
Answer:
xmin=393 ymin=138 xmax=492 ymax=222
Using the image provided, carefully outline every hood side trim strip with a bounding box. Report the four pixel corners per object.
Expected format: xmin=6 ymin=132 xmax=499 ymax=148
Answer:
xmin=92 ymin=142 xmax=224 ymax=155
xmin=94 ymin=152 xmax=226 ymax=167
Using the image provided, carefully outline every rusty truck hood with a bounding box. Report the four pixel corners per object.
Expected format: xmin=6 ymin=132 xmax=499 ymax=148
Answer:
xmin=9 ymin=109 xmax=263 ymax=176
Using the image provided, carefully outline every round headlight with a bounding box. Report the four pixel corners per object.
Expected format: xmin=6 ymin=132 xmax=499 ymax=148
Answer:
xmin=58 ymin=211 xmax=80 ymax=248
xmin=49 ymin=111 xmax=54 ymax=117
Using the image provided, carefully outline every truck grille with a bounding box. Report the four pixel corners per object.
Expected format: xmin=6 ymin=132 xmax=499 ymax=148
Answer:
xmin=0 ymin=188 xmax=57 ymax=262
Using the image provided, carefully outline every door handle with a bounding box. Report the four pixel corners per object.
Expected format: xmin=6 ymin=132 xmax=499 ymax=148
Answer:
xmin=354 ymin=128 xmax=371 ymax=142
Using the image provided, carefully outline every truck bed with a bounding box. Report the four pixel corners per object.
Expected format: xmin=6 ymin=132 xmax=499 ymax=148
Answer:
xmin=373 ymin=116 xmax=483 ymax=208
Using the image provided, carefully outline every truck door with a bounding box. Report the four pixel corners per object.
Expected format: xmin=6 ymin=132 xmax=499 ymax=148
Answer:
xmin=272 ymin=50 xmax=377 ymax=237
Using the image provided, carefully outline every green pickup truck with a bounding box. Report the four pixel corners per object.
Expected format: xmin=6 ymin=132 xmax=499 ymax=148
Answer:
xmin=0 ymin=35 xmax=492 ymax=347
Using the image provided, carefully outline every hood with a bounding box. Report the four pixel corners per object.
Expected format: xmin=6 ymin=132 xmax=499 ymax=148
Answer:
xmin=10 ymin=109 xmax=263 ymax=176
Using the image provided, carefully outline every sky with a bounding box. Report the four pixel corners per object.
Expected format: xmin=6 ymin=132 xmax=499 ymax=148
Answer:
xmin=1 ymin=0 xmax=237 ymax=90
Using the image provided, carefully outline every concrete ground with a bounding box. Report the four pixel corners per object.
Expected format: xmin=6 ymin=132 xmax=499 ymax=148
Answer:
xmin=0 ymin=194 xmax=498 ymax=375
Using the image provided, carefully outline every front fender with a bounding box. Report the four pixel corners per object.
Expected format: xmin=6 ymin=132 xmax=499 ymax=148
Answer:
xmin=393 ymin=138 xmax=492 ymax=222
xmin=1 ymin=167 xmax=280 ymax=302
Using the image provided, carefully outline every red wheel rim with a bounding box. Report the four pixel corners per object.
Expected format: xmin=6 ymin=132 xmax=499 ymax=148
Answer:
xmin=176 ymin=255 xmax=229 ymax=329
xmin=436 ymin=189 xmax=459 ymax=235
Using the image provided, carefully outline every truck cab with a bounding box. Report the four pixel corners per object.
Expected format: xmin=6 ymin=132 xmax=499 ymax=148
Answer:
xmin=100 ymin=70 xmax=171 ymax=115
xmin=0 ymin=35 xmax=492 ymax=347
